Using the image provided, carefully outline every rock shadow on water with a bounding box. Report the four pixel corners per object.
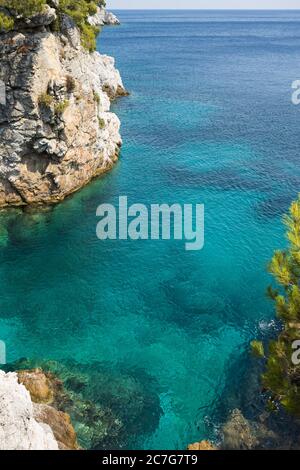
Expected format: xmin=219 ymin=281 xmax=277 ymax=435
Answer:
xmin=5 ymin=358 xmax=163 ymax=450
xmin=161 ymin=278 xmax=226 ymax=334
xmin=0 ymin=205 xmax=54 ymax=249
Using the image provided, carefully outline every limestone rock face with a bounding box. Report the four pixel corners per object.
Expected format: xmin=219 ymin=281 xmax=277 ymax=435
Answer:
xmin=0 ymin=10 xmax=126 ymax=206
xmin=33 ymin=403 xmax=79 ymax=450
xmin=0 ymin=371 xmax=58 ymax=450
xmin=18 ymin=368 xmax=54 ymax=404
xmin=104 ymin=11 xmax=120 ymax=26
xmin=18 ymin=5 xmax=57 ymax=29
xmin=88 ymin=6 xmax=120 ymax=27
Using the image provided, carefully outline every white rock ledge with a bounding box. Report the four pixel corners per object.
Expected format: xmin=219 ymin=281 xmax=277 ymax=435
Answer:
xmin=0 ymin=371 xmax=58 ymax=450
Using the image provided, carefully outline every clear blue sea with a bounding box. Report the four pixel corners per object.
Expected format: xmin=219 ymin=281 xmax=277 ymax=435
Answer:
xmin=1 ymin=10 xmax=300 ymax=449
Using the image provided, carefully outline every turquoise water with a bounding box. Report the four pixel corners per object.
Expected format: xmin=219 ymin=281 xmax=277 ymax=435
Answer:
xmin=1 ymin=10 xmax=300 ymax=449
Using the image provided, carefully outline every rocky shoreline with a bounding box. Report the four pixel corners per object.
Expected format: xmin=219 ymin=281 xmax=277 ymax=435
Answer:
xmin=0 ymin=358 xmax=162 ymax=450
xmin=0 ymin=2 xmax=127 ymax=207
xmin=0 ymin=369 xmax=78 ymax=450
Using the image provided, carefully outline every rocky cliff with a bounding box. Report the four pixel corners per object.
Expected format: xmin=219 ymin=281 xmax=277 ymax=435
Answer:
xmin=0 ymin=370 xmax=59 ymax=450
xmin=0 ymin=3 xmax=126 ymax=206
xmin=88 ymin=5 xmax=120 ymax=26
xmin=0 ymin=368 xmax=79 ymax=450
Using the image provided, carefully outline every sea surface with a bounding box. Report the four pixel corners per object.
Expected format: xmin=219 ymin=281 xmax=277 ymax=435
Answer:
xmin=1 ymin=10 xmax=300 ymax=449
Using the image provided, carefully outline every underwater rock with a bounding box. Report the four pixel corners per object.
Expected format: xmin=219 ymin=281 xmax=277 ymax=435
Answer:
xmin=9 ymin=358 xmax=162 ymax=450
xmin=221 ymin=409 xmax=278 ymax=450
xmin=222 ymin=409 xmax=259 ymax=450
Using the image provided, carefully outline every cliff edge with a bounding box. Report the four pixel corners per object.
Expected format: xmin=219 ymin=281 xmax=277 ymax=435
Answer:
xmin=0 ymin=368 xmax=80 ymax=450
xmin=0 ymin=1 xmax=127 ymax=206
xmin=0 ymin=370 xmax=59 ymax=450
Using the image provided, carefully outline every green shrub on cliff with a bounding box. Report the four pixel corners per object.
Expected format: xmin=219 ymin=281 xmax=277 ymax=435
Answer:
xmin=254 ymin=195 xmax=300 ymax=417
xmin=54 ymin=99 xmax=69 ymax=115
xmin=0 ymin=11 xmax=14 ymax=31
xmin=0 ymin=1 xmax=47 ymax=32
xmin=0 ymin=0 xmax=46 ymax=18
xmin=38 ymin=92 xmax=53 ymax=107
xmin=0 ymin=1 xmax=101 ymax=52
xmin=57 ymin=0 xmax=100 ymax=52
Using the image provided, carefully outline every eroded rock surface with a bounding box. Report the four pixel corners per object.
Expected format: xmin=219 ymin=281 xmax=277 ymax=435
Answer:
xmin=88 ymin=5 xmax=120 ymax=27
xmin=18 ymin=368 xmax=54 ymax=404
xmin=17 ymin=367 xmax=79 ymax=450
xmin=0 ymin=5 xmax=126 ymax=206
xmin=0 ymin=370 xmax=58 ymax=450
xmin=33 ymin=403 xmax=79 ymax=450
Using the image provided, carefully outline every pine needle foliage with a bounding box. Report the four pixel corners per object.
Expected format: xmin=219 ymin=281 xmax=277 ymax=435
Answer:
xmin=255 ymin=195 xmax=300 ymax=417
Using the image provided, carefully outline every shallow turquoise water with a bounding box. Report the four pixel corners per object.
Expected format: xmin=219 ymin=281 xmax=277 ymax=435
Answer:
xmin=1 ymin=10 xmax=300 ymax=449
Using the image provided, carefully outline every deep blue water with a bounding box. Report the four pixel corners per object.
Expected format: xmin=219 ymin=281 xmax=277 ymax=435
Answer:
xmin=1 ymin=10 xmax=300 ymax=449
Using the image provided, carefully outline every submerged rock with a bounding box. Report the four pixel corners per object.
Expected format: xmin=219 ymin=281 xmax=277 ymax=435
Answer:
xmin=221 ymin=409 xmax=280 ymax=450
xmin=8 ymin=358 xmax=162 ymax=450
xmin=221 ymin=409 xmax=260 ymax=450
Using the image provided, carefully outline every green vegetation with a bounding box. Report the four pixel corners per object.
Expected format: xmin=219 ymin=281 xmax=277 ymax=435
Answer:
xmin=38 ymin=92 xmax=53 ymax=107
xmin=98 ymin=117 xmax=105 ymax=129
xmin=54 ymin=99 xmax=69 ymax=115
xmin=0 ymin=11 xmax=14 ymax=31
xmin=94 ymin=91 xmax=101 ymax=105
xmin=254 ymin=195 xmax=300 ymax=417
xmin=38 ymin=92 xmax=69 ymax=115
xmin=0 ymin=0 xmax=46 ymax=18
xmin=251 ymin=340 xmax=265 ymax=358
xmin=0 ymin=0 xmax=103 ymax=52
xmin=57 ymin=0 xmax=101 ymax=52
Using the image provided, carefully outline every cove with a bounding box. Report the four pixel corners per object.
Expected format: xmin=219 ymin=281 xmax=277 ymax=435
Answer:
xmin=1 ymin=9 xmax=300 ymax=449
